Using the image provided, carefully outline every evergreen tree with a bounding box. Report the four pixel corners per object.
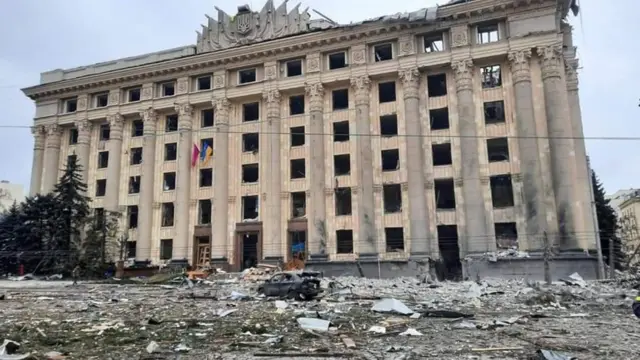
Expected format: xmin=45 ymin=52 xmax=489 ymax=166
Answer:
xmin=0 ymin=202 xmax=21 ymax=274
xmin=592 ymin=170 xmax=625 ymax=269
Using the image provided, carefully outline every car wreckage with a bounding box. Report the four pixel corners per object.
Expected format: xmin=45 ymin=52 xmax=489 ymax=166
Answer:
xmin=256 ymin=271 xmax=323 ymax=300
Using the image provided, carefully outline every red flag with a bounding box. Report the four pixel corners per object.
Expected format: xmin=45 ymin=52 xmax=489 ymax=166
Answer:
xmin=191 ymin=144 xmax=200 ymax=167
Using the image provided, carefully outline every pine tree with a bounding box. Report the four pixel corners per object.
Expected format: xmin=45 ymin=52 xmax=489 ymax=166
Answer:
xmin=0 ymin=202 xmax=21 ymax=274
xmin=592 ymin=170 xmax=625 ymax=269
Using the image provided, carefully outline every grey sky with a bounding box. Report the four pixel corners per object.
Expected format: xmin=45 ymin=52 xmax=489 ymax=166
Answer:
xmin=0 ymin=0 xmax=637 ymax=195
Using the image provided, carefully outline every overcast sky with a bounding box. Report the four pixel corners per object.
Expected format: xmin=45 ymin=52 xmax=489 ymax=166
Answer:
xmin=0 ymin=0 xmax=638 ymax=195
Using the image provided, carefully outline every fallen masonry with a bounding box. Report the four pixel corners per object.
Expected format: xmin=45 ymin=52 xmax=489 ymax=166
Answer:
xmin=0 ymin=273 xmax=639 ymax=359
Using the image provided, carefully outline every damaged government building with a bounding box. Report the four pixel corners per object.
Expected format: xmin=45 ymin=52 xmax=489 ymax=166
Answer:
xmin=22 ymin=0 xmax=596 ymax=280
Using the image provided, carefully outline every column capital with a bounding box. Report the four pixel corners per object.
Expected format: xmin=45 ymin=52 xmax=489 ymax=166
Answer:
xmin=263 ymin=89 xmax=281 ymax=118
xmin=140 ymin=108 xmax=158 ymax=135
xmin=107 ymin=113 xmax=124 ymax=140
xmin=31 ymin=125 xmax=46 ymax=150
xmin=508 ymin=49 xmax=532 ymax=84
xmin=74 ymin=119 xmax=92 ymax=145
xmin=399 ymin=68 xmax=420 ymax=99
xmin=213 ymin=97 xmax=231 ymax=125
xmin=537 ymin=45 xmax=563 ymax=80
xmin=305 ymin=82 xmax=324 ymax=112
xmin=350 ymin=75 xmax=370 ymax=106
xmin=175 ymin=103 xmax=194 ymax=130
xmin=565 ymin=58 xmax=579 ymax=91
xmin=451 ymin=59 xmax=474 ymax=92
xmin=44 ymin=124 xmax=63 ymax=149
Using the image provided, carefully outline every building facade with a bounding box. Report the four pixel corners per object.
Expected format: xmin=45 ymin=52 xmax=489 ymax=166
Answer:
xmin=22 ymin=0 xmax=597 ymax=277
xmin=0 ymin=181 xmax=25 ymax=213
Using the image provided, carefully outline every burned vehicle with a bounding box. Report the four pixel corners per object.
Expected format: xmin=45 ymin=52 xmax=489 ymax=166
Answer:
xmin=256 ymin=271 xmax=323 ymax=300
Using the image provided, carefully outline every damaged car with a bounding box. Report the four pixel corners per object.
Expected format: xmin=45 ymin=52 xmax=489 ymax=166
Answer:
xmin=257 ymin=271 xmax=323 ymax=300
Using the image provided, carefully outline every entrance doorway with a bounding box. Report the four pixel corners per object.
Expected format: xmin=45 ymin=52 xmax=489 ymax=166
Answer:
xmin=436 ymin=225 xmax=462 ymax=281
xmin=194 ymin=236 xmax=210 ymax=268
xmin=240 ymin=232 xmax=259 ymax=271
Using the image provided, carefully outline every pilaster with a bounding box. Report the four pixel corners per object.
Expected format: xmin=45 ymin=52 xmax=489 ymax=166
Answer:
xmin=137 ymin=107 xmax=158 ymax=262
xmin=42 ymin=124 xmax=63 ymax=194
xmin=29 ymin=125 xmax=46 ymax=196
xmin=74 ymin=118 xmax=92 ymax=187
xmin=174 ymin=102 xmax=194 ymax=262
xmin=212 ymin=97 xmax=231 ymax=263
xmin=105 ymin=114 xmax=124 ymax=211
xmin=262 ymin=89 xmax=283 ymax=260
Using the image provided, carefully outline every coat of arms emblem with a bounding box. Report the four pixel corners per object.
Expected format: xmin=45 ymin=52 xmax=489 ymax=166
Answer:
xmin=235 ymin=11 xmax=253 ymax=35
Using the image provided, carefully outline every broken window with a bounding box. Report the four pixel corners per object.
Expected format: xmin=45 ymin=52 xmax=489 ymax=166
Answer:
xmin=126 ymin=241 xmax=136 ymax=258
xmin=199 ymin=168 xmax=213 ymax=187
xmin=383 ymin=184 xmax=402 ymax=213
xmin=160 ymin=239 xmax=173 ymax=260
xmin=163 ymin=172 xmax=176 ymax=191
xmin=328 ymin=51 xmax=347 ymax=70
xmin=381 ymin=149 xmax=400 ymax=172
xmin=238 ymin=68 xmax=257 ymax=84
xmin=334 ymin=154 xmax=351 ymax=176
xmin=289 ymin=95 xmax=305 ymax=115
xmin=130 ymin=147 xmax=143 ymax=165
xmin=487 ymin=138 xmax=509 ymax=162
xmin=332 ymin=89 xmax=349 ymax=110
xmin=95 ymin=179 xmax=106 ymax=197
xmin=333 ymin=121 xmax=349 ymax=142
xmin=198 ymin=199 xmax=212 ymax=225
xmin=423 ymin=34 xmax=444 ymax=53
xmin=127 ymin=205 xmax=138 ymax=229
xmin=243 ymin=102 xmax=259 ymax=122
xmin=128 ymin=87 xmax=141 ymax=102
xmin=197 ymin=76 xmax=211 ymax=91
xmin=164 ymin=143 xmax=177 ymax=161
xmin=290 ymin=126 xmax=305 ymax=147
xmin=380 ymin=115 xmax=398 ymax=137
xmin=385 ymin=227 xmax=404 ymax=252
xmin=378 ymin=81 xmax=396 ymax=103
xmin=242 ymin=195 xmax=259 ymax=220
xmin=437 ymin=225 xmax=462 ymax=281
xmin=373 ymin=43 xmax=393 ymax=62
xmin=336 ymin=230 xmax=354 ymax=254
xmin=477 ymin=23 xmax=499 ymax=44
xmin=242 ymin=133 xmax=259 ymax=152
xmin=161 ymin=82 xmax=175 ymax=97
xmin=128 ymin=176 xmax=140 ymax=194
xmin=201 ymin=109 xmax=214 ymax=128
xmin=291 ymin=191 xmax=306 ymax=218
xmin=165 ymin=115 xmax=178 ymax=132
xmin=481 ymin=65 xmax=502 ymax=88
xmin=335 ymin=187 xmax=352 ymax=215
xmin=490 ymin=174 xmax=514 ymax=208
xmin=484 ymin=101 xmax=505 ymax=124
xmin=434 ymin=178 xmax=456 ymax=210
xmin=290 ymin=159 xmax=306 ymax=179
xmin=430 ymin=107 xmax=450 ymax=130
xmin=100 ymin=124 xmax=110 ymax=141
xmin=97 ymin=151 xmax=109 ymax=169
xmin=94 ymin=208 xmax=105 ymax=227
xmin=286 ymin=59 xmax=303 ymax=77
xmin=242 ymin=163 xmax=259 ymax=183
xmin=161 ymin=203 xmax=174 ymax=227
xmin=69 ymin=128 xmax=78 ymax=145
xmin=427 ymin=74 xmax=447 ymax=97
xmin=95 ymin=93 xmax=109 ymax=108
xmin=495 ymin=222 xmax=518 ymax=249
xmin=131 ymin=120 xmax=143 ymax=137
xmin=432 ymin=143 xmax=452 ymax=166
xmin=64 ymin=98 xmax=77 ymax=113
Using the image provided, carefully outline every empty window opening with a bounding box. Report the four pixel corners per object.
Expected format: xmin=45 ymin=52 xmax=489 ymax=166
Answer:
xmin=65 ymin=98 xmax=77 ymax=113
xmin=335 ymin=187 xmax=352 ymax=215
xmin=165 ymin=115 xmax=178 ymax=132
xmin=328 ymin=52 xmax=347 ymax=69
xmin=477 ymin=23 xmax=499 ymax=44
xmin=381 ymin=149 xmax=400 ymax=171
xmin=436 ymin=225 xmax=462 ymax=281
xmin=243 ymin=102 xmax=260 ymax=121
xmin=380 ymin=115 xmax=398 ymax=137
xmin=242 ymin=195 xmax=259 ymax=220
xmin=332 ymin=89 xmax=349 ymax=110
xmin=490 ymin=174 xmax=514 ymax=208
xmin=95 ymin=179 xmax=107 ymax=197
xmin=286 ymin=59 xmax=303 ymax=77
xmin=161 ymin=82 xmax=175 ymax=97
xmin=242 ymin=163 xmax=259 ymax=183
xmin=163 ymin=172 xmax=176 ymax=191
xmin=128 ymin=88 xmax=141 ymax=102
xmin=128 ymin=176 xmax=140 ymax=194
xmin=290 ymin=159 xmax=306 ymax=179
xmin=374 ymin=43 xmax=393 ymax=62
xmin=242 ymin=133 xmax=259 ymax=153
xmin=94 ymin=208 xmax=105 ymax=227
xmin=430 ymin=107 xmax=450 ymax=130
xmin=130 ymin=147 xmax=143 ymax=165
xmin=383 ymin=184 xmax=402 ymax=213
xmin=434 ymin=178 xmax=456 ymax=209
xmin=432 ymin=143 xmax=452 ymax=166
xmin=95 ymin=93 xmax=109 ymax=108
xmin=378 ymin=81 xmax=397 ymax=103
xmin=239 ymin=68 xmax=256 ymax=84
xmin=97 ymin=151 xmax=109 ymax=169
xmin=334 ymin=154 xmax=351 ymax=176
xmin=427 ymin=74 xmax=447 ymax=97
xmin=290 ymin=126 xmax=305 ymax=147
xmin=495 ymin=222 xmax=518 ymax=249
xmin=160 ymin=239 xmax=173 ymax=260
xmin=161 ymin=203 xmax=174 ymax=227
xmin=487 ymin=138 xmax=509 ymax=162
xmin=164 ymin=143 xmax=177 ymax=161
xmin=336 ymin=230 xmax=354 ymax=254
xmin=69 ymin=128 xmax=78 ymax=145
xmin=481 ymin=65 xmax=502 ymax=88
xmin=197 ymin=76 xmax=211 ymax=90
xmin=385 ymin=227 xmax=404 ymax=252
xmin=289 ymin=95 xmax=305 ymax=115
xmin=424 ymin=34 xmax=444 ymax=53
xmin=126 ymin=241 xmax=136 ymax=258
xmin=132 ymin=120 xmax=143 ymax=137
xmin=127 ymin=205 xmax=138 ymax=229
xmin=100 ymin=124 xmax=110 ymax=141
xmin=241 ymin=233 xmax=259 ymax=270
xmin=484 ymin=101 xmax=505 ymax=124
xmin=199 ymin=168 xmax=213 ymax=187
xmin=333 ymin=121 xmax=350 ymax=142
xmin=291 ymin=191 xmax=306 ymax=218
xmin=198 ymin=199 xmax=212 ymax=225
xmin=201 ymin=109 xmax=214 ymax=128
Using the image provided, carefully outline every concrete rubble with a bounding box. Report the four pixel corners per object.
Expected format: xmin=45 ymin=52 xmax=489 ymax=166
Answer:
xmin=0 ymin=271 xmax=639 ymax=359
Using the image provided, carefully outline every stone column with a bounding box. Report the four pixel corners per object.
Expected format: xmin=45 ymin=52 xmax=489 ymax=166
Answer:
xmin=42 ymin=124 xmax=62 ymax=194
xmin=29 ymin=125 xmax=46 ymax=196
xmin=105 ymin=114 xmax=124 ymax=212
xmin=262 ymin=89 xmax=283 ymax=261
xmin=351 ymin=75 xmax=377 ymax=258
xmin=508 ymin=49 xmax=548 ymax=250
xmin=174 ymin=103 xmax=194 ymax=263
xmin=74 ymin=119 xmax=92 ymax=188
xmin=136 ymin=108 xmax=158 ymax=262
xmin=400 ymin=68 xmax=430 ymax=257
xmin=212 ymin=98 xmax=230 ymax=264
xmin=452 ymin=59 xmax=489 ymax=253
xmin=538 ymin=45 xmax=579 ymax=249
xmin=305 ymin=83 xmax=328 ymax=260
